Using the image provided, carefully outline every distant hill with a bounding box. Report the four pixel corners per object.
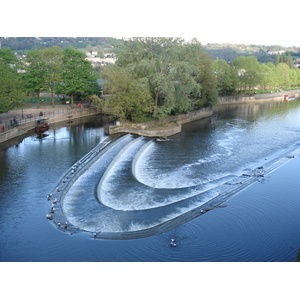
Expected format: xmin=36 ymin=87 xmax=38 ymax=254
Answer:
xmin=0 ymin=37 xmax=122 ymax=52
xmin=204 ymin=43 xmax=300 ymax=63
xmin=2 ymin=38 xmax=300 ymax=64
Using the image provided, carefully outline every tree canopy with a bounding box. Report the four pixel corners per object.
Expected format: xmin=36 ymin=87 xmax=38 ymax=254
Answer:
xmin=23 ymin=49 xmax=48 ymax=104
xmin=56 ymin=48 xmax=99 ymax=104
xmin=0 ymin=60 xmax=24 ymax=113
xmin=101 ymin=38 xmax=216 ymax=121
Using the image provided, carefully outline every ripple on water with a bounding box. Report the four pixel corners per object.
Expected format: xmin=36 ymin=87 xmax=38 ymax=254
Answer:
xmin=57 ymin=103 xmax=300 ymax=245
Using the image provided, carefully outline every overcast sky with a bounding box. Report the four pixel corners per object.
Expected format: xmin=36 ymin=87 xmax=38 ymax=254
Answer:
xmin=2 ymin=0 xmax=299 ymax=47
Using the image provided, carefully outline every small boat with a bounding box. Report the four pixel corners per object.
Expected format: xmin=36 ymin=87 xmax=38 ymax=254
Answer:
xmin=34 ymin=117 xmax=49 ymax=133
xmin=284 ymin=95 xmax=296 ymax=101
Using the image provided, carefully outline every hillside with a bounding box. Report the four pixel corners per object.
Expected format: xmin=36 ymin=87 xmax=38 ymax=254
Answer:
xmin=0 ymin=37 xmax=122 ymax=52
xmin=204 ymin=43 xmax=300 ymax=63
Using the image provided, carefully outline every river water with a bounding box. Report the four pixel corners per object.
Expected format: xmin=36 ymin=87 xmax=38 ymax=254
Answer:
xmin=1 ymin=100 xmax=300 ymax=262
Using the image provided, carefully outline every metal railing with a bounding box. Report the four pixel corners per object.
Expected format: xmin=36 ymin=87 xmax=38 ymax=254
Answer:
xmin=0 ymin=105 xmax=93 ymax=133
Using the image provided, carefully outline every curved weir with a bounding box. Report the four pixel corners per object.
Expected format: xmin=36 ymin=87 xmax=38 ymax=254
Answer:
xmin=46 ymin=131 xmax=300 ymax=240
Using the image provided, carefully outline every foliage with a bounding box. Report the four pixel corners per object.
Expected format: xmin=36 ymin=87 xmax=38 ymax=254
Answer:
xmin=0 ymin=61 xmax=25 ymax=113
xmin=0 ymin=37 xmax=120 ymax=52
xmin=55 ymin=48 xmax=100 ymax=104
xmin=102 ymin=37 xmax=216 ymax=121
xmin=40 ymin=46 xmax=63 ymax=104
xmin=22 ymin=49 xmax=47 ymax=105
xmin=214 ymin=59 xmax=239 ymax=96
xmin=0 ymin=49 xmax=20 ymax=69
xmin=101 ymin=65 xmax=153 ymax=122
xmin=228 ymin=55 xmax=300 ymax=92
xmin=231 ymin=56 xmax=263 ymax=90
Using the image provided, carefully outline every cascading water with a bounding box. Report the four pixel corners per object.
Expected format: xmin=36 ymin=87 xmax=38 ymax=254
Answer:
xmin=47 ymin=100 xmax=300 ymax=239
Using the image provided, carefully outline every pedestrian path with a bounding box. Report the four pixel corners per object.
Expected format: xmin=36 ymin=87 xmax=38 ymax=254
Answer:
xmin=0 ymin=105 xmax=85 ymax=132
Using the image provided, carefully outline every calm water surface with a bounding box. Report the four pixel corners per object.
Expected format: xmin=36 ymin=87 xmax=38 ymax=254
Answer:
xmin=1 ymin=101 xmax=300 ymax=262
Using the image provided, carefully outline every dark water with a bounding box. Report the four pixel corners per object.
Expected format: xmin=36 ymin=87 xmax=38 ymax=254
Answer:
xmin=1 ymin=101 xmax=300 ymax=262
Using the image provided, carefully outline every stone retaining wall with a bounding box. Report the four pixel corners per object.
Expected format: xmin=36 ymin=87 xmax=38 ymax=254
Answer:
xmin=217 ymin=90 xmax=300 ymax=105
xmin=109 ymin=107 xmax=213 ymax=138
xmin=0 ymin=108 xmax=99 ymax=144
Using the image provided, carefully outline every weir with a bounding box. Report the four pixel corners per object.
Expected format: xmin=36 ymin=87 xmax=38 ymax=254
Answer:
xmin=46 ymin=130 xmax=300 ymax=239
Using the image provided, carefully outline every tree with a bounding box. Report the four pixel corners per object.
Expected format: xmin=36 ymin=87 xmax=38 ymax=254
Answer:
xmin=40 ymin=46 xmax=63 ymax=105
xmin=183 ymin=40 xmax=217 ymax=106
xmin=23 ymin=49 xmax=47 ymax=105
xmin=0 ymin=61 xmax=25 ymax=113
xmin=276 ymin=63 xmax=291 ymax=87
xmin=259 ymin=63 xmax=278 ymax=90
xmin=214 ymin=59 xmax=239 ymax=96
xmin=232 ymin=56 xmax=263 ymax=91
xmin=287 ymin=53 xmax=294 ymax=69
xmin=112 ymin=38 xmax=207 ymax=119
xmin=0 ymin=49 xmax=20 ymax=69
xmin=56 ymin=48 xmax=99 ymax=105
xmin=101 ymin=65 xmax=153 ymax=121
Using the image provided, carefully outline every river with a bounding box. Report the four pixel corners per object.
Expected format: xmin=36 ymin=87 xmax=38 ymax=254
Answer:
xmin=1 ymin=100 xmax=300 ymax=262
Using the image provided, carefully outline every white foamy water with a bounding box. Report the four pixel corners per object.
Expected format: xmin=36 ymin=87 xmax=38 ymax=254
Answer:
xmin=59 ymin=101 xmax=300 ymax=236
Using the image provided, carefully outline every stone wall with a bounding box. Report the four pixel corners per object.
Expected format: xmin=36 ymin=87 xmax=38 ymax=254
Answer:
xmin=0 ymin=108 xmax=99 ymax=144
xmin=217 ymin=89 xmax=300 ymax=105
xmin=109 ymin=107 xmax=213 ymax=138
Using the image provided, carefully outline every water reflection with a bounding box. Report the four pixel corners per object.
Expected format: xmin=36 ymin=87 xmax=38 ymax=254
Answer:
xmin=49 ymin=100 xmax=300 ymax=239
xmin=1 ymin=103 xmax=300 ymax=261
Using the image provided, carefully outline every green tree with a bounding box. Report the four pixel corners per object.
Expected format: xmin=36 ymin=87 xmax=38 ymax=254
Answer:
xmin=56 ymin=48 xmax=99 ymax=105
xmin=214 ymin=59 xmax=239 ymax=96
xmin=287 ymin=53 xmax=294 ymax=69
xmin=296 ymin=68 xmax=300 ymax=86
xmin=113 ymin=38 xmax=207 ymax=119
xmin=276 ymin=63 xmax=291 ymax=87
xmin=183 ymin=40 xmax=217 ymax=106
xmin=0 ymin=61 xmax=25 ymax=113
xmin=101 ymin=65 xmax=153 ymax=121
xmin=40 ymin=46 xmax=63 ymax=105
xmin=232 ymin=56 xmax=263 ymax=91
xmin=0 ymin=49 xmax=20 ymax=69
xmin=23 ymin=49 xmax=47 ymax=105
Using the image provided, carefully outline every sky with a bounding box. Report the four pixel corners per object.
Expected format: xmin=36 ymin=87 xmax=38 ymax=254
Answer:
xmin=2 ymin=0 xmax=300 ymax=47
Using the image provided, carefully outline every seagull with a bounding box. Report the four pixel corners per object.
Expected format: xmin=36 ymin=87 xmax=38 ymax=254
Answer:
xmin=170 ymin=238 xmax=177 ymax=247
xmin=170 ymin=241 xmax=177 ymax=247
xmin=46 ymin=214 xmax=53 ymax=220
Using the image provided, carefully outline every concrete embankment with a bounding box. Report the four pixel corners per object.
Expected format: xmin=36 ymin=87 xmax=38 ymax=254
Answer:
xmin=217 ymin=89 xmax=300 ymax=105
xmin=109 ymin=107 xmax=213 ymax=138
xmin=0 ymin=106 xmax=99 ymax=145
xmin=110 ymin=90 xmax=300 ymax=138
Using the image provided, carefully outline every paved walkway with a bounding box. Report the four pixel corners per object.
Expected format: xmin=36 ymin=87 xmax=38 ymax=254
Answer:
xmin=0 ymin=105 xmax=82 ymax=131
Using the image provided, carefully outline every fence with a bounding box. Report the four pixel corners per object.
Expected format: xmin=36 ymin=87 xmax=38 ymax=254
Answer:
xmin=0 ymin=105 xmax=92 ymax=133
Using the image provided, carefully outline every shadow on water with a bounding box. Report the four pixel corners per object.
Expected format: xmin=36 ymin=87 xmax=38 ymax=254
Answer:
xmin=1 ymin=102 xmax=300 ymax=261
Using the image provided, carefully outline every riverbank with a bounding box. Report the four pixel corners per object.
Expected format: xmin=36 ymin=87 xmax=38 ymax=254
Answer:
xmin=109 ymin=107 xmax=212 ymax=138
xmin=2 ymin=89 xmax=300 ymax=142
xmin=218 ymin=89 xmax=300 ymax=105
xmin=109 ymin=89 xmax=300 ymax=137
xmin=0 ymin=105 xmax=99 ymax=144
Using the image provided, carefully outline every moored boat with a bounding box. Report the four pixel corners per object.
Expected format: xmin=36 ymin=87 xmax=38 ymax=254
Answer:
xmin=34 ymin=117 xmax=49 ymax=133
xmin=284 ymin=95 xmax=296 ymax=101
